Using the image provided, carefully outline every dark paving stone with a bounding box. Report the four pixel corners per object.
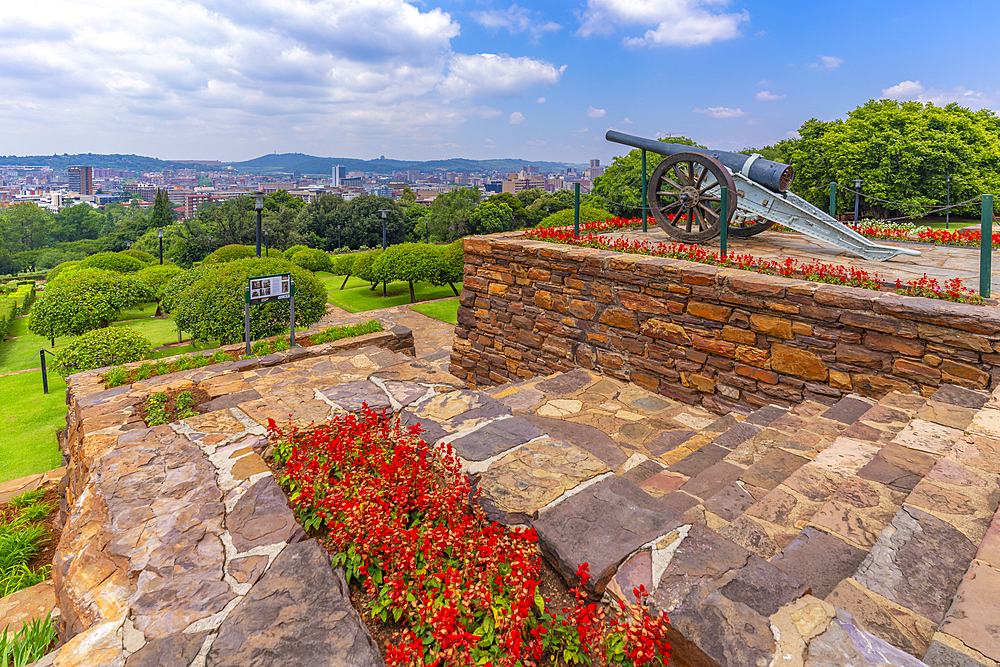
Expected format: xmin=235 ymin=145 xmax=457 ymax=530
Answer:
xmin=229 ymin=476 xmax=305 ymax=552
xmin=931 ymin=384 xmax=990 ymax=410
xmin=770 ymin=526 xmax=869 ymax=599
xmin=656 ymin=490 xmax=701 ymax=515
xmin=320 ymin=380 xmax=391 ymax=412
xmin=740 ymin=449 xmax=810 ymax=491
xmin=667 ymin=443 xmax=729 ymax=477
xmin=711 ymin=422 xmax=761 ymax=449
xmin=822 ymin=396 xmax=874 ymax=425
xmin=703 ymin=482 xmax=757 ymax=522
xmin=197 ymin=389 xmax=262 ymax=413
xmin=645 ymin=429 xmax=697 ymax=457
xmin=620 ymin=459 xmax=665 ymax=486
xmin=745 ymin=405 xmax=788 ymax=428
xmin=854 ymin=505 xmax=978 ymax=624
xmin=125 ymin=632 xmax=207 ymax=667
xmin=840 ymin=421 xmax=884 ymax=443
xmin=524 ymin=414 xmax=627 ymax=469
xmin=679 ymin=461 xmax=744 ymax=501
xmin=534 ymin=475 xmax=681 ymax=595
xmin=610 ymin=550 xmax=653 ymax=606
xmin=718 ymin=554 xmax=807 ymax=617
xmin=228 ymin=555 xmax=268 ymax=586
xmin=857 ymin=451 xmax=928 ymax=494
xmin=208 ymin=540 xmax=382 ymax=667
xmin=450 ymin=417 xmax=544 ymax=462
xmin=383 ymin=381 xmax=428 ymax=408
xmin=232 ymin=359 xmax=259 ymax=372
xmin=399 ymin=412 xmax=447 ymax=444
xmin=654 ymin=523 xmax=749 ymax=610
xmin=534 ymin=368 xmax=597 ymax=395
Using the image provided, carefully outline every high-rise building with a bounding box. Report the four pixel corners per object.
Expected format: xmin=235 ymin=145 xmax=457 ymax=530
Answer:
xmin=332 ymin=165 xmax=346 ymax=187
xmin=68 ymin=166 xmax=94 ymax=195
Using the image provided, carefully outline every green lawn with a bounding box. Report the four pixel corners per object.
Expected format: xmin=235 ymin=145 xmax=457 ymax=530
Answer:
xmin=325 ymin=278 xmax=458 ymax=313
xmin=915 ymin=220 xmax=978 ymax=230
xmin=409 ymin=298 xmax=459 ymax=325
xmin=0 ymin=372 xmax=65 ymax=482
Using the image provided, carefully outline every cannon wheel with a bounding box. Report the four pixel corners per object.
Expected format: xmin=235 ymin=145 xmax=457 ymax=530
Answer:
xmin=728 ymin=215 xmax=774 ymax=238
xmin=647 ymin=152 xmax=737 ymax=243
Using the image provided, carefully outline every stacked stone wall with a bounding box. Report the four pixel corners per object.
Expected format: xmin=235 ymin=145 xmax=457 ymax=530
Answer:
xmin=450 ymin=234 xmax=1000 ymax=413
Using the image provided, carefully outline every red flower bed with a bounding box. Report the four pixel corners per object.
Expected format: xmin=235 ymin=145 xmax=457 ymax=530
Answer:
xmin=522 ymin=219 xmax=983 ymax=304
xmin=269 ymin=409 xmax=671 ymax=667
xmin=916 ymin=227 xmax=1000 ymax=248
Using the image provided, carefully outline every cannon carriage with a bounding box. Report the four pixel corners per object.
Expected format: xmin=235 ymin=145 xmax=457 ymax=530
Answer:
xmin=605 ymin=130 xmax=920 ymax=261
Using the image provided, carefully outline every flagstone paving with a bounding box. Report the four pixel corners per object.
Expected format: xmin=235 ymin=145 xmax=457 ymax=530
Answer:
xmin=20 ymin=308 xmax=1000 ymax=666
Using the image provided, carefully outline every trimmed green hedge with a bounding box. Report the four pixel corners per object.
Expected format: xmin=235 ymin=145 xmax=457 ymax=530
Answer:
xmin=352 ymin=250 xmax=381 ymax=285
xmin=172 ymin=257 xmax=328 ymax=344
xmin=290 ymin=248 xmax=332 ymax=273
xmin=53 ymin=327 xmax=153 ymax=377
xmin=204 ymin=244 xmax=257 ymax=264
xmin=79 ymin=252 xmax=146 ymax=274
xmin=0 ymin=282 xmax=36 ymax=341
xmin=120 ymin=249 xmax=157 ymax=264
xmin=29 ymin=273 xmax=152 ymax=337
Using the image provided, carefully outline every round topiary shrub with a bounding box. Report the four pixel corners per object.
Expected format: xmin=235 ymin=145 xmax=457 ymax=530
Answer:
xmin=372 ymin=244 xmax=437 ymax=301
xmin=290 ymin=248 xmax=332 ymax=273
xmin=331 ymin=253 xmax=356 ymax=277
xmin=351 ymin=250 xmax=381 ymax=285
xmin=283 ymin=245 xmax=310 ymax=261
xmin=52 ymin=327 xmax=153 ymax=377
xmin=120 ymin=249 xmax=157 ymax=264
xmin=79 ymin=252 xmax=146 ymax=274
xmin=160 ymin=264 xmax=214 ymax=314
xmin=29 ymin=272 xmax=153 ymax=337
xmin=428 ymin=240 xmax=464 ymax=292
xmin=172 ymin=257 xmax=328 ymax=344
xmin=536 ymin=205 xmax=613 ymax=229
xmin=136 ymin=264 xmax=184 ymax=305
xmin=204 ymin=244 xmax=257 ymax=264
xmin=46 ymin=261 xmax=79 ymax=283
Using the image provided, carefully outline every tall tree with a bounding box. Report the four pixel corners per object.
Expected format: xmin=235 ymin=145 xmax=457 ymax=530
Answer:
xmin=149 ymin=189 xmax=175 ymax=230
xmin=426 ymin=188 xmax=481 ymax=242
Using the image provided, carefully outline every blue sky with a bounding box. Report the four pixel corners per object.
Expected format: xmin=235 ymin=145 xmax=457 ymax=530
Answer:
xmin=2 ymin=0 xmax=998 ymax=164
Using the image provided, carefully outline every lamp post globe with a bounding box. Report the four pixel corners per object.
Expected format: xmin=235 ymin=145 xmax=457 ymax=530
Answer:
xmin=208 ymin=235 xmax=213 ymax=253
xmin=254 ymin=193 xmax=265 ymax=257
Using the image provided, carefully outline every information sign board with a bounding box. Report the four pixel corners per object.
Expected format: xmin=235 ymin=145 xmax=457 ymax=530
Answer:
xmin=248 ymin=273 xmax=291 ymax=305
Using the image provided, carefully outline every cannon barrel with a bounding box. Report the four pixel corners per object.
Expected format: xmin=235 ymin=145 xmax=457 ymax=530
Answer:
xmin=606 ymin=130 xmax=794 ymax=193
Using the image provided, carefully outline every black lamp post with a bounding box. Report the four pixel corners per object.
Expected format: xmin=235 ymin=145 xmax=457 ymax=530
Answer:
xmin=377 ymin=208 xmax=390 ymax=297
xmin=264 ymin=229 xmax=270 ymax=257
xmin=157 ymin=229 xmax=164 ymax=265
xmin=337 ymin=225 xmax=341 ymax=249
xmin=425 ymin=218 xmax=429 ymax=244
xmin=254 ymin=193 xmax=265 ymax=257
xmin=946 ymin=176 xmax=952 ymax=230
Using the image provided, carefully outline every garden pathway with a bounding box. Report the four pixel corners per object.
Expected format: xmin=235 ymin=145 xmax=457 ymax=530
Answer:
xmin=602 ymin=227 xmax=1000 ymax=298
xmin=318 ymin=298 xmax=456 ymax=359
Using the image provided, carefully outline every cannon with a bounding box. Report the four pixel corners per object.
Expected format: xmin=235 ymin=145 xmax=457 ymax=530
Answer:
xmin=605 ymin=130 xmax=920 ymax=261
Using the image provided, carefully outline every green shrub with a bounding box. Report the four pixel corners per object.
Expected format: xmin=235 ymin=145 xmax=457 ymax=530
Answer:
xmin=428 ymin=240 xmax=464 ymax=290
xmin=136 ymin=264 xmax=184 ymax=304
xmin=290 ymin=247 xmax=332 ymax=273
xmin=172 ymin=257 xmax=327 ymax=344
xmin=79 ymin=252 xmax=146 ymax=274
xmin=351 ymin=250 xmax=381 ymax=285
xmin=283 ymin=244 xmax=311 ymax=260
xmin=331 ymin=253 xmax=356 ymax=277
xmin=372 ymin=244 xmax=437 ymax=302
xmin=160 ymin=264 xmax=213 ymax=314
xmin=44 ymin=261 xmax=80 ymax=283
xmin=120 ymin=248 xmax=157 ymax=264
xmin=29 ymin=272 xmax=152 ymax=337
xmin=537 ymin=204 xmax=613 ymax=229
xmin=52 ymin=327 xmax=153 ymax=377
xmin=204 ymin=244 xmax=256 ymax=264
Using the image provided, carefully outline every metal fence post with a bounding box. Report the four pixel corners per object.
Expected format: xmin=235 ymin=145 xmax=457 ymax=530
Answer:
xmin=981 ymin=194 xmax=993 ymax=298
xmin=641 ymin=149 xmax=648 ymax=232
xmin=244 ymin=288 xmax=251 ymax=356
xmin=720 ymin=186 xmax=729 ymax=259
xmin=574 ymin=182 xmax=580 ymax=237
xmin=290 ymin=282 xmax=297 ymax=347
xmin=40 ymin=349 xmax=49 ymax=394
xmin=853 ymin=178 xmax=862 ymax=222
xmin=829 ymin=182 xmax=837 ymax=218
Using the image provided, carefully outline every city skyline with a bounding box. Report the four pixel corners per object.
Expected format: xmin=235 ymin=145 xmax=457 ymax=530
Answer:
xmin=3 ymin=0 xmax=997 ymax=164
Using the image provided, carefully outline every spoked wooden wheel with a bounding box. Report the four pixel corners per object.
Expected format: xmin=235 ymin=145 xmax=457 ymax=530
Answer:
xmin=728 ymin=216 xmax=774 ymax=237
xmin=647 ymin=152 xmax=737 ymax=243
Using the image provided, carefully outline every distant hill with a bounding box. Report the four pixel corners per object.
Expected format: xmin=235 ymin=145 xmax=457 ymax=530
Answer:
xmin=226 ymin=154 xmax=580 ymax=175
xmin=0 ymin=154 xmax=222 ymax=172
xmin=0 ymin=152 xmax=583 ymax=175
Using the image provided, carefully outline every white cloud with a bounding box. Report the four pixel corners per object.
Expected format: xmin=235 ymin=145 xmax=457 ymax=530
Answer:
xmin=786 ymin=130 xmax=800 ymax=138
xmin=509 ymin=111 xmax=525 ymax=124
xmin=438 ymin=54 xmax=566 ymax=100
xmin=537 ymin=97 xmax=547 ymax=104
xmin=587 ymin=106 xmax=607 ymax=117
xmin=0 ymin=0 xmax=572 ymax=159
xmin=755 ymin=90 xmax=785 ymax=101
xmin=880 ymin=80 xmax=991 ymax=107
xmin=808 ymin=55 xmax=844 ymax=69
xmin=574 ymin=127 xmax=589 ymax=133
xmin=473 ymin=4 xmax=561 ymax=41
xmin=693 ymin=106 xmax=748 ymax=118
xmin=622 ymin=117 xmax=634 ymax=124
xmin=756 ymin=79 xmax=771 ymax=87
xmin=580 ymin=0 xmax=748 ymax=47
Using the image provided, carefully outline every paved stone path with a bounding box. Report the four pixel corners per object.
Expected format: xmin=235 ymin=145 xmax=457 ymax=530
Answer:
xmin=603 ymin=227 xmax=1000 ymax=297
xmin=318 ymin=298 xmax=456 ymax=358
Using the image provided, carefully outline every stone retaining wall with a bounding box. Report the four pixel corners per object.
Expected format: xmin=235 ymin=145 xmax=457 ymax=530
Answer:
xmin=450 ymin=234 xmax=1000 ymax=413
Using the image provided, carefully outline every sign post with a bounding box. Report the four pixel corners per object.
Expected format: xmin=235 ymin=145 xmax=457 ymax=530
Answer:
xmin=245 ymin=273 xmax=295 ymax=354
